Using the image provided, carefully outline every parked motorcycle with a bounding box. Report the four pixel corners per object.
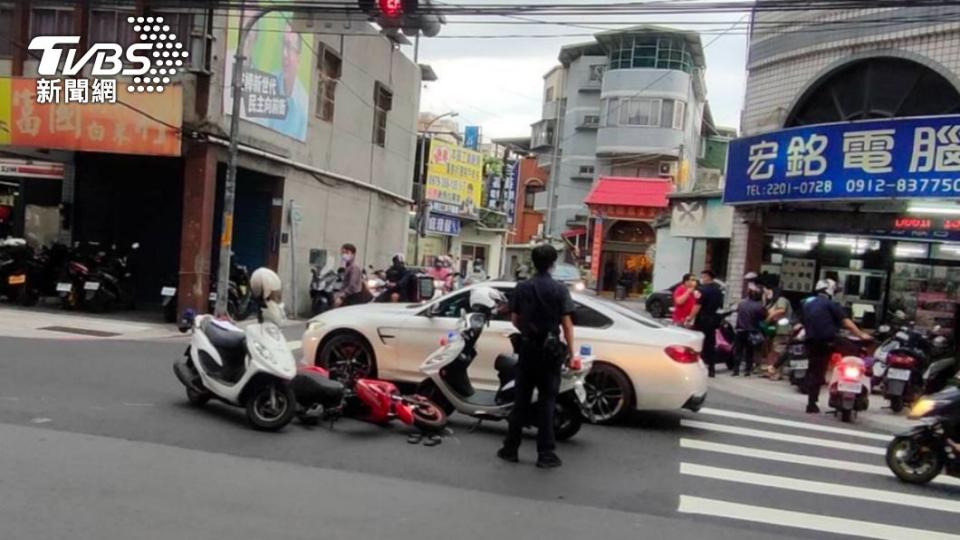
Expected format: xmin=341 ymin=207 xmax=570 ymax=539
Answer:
xmin=83 ymin=243 xmax=139 ymax=313
xmin=826 ymin=349 xmax=870 ymax=423
xmin=0 ymin=238 xmax=39 ymax=306
xmin=309 ymin=260 xmax=341 ymax=316
xmin=886 ymin=386 xmax=960 ymax=484
xmin=415 ymin=287 xmax=591 ymax=441
xmin=786 ymin=329 xmax=809 ymax=390
xmin=173 ymin=268 xmax=298 ymax=431
xmin=56 ymin=242 xmax=100 ymax=310
xmin=207 ymin=261 xmax=253 ymax=321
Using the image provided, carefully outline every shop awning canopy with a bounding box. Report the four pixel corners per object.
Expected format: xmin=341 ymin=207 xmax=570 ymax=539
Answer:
xmin=561 ymin=227 xmax=586 ymax=238
xmin=584 ymin=177 xmax=673 ymax=208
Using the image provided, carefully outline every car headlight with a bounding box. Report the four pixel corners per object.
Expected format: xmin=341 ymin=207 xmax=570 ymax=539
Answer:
xmin=574 ymin=281 xmax=586 ymax=291
xmin=307 ymin=320 xmax=326 ymax=333
xmin=909 ymin=399 xmax=937 ymax=419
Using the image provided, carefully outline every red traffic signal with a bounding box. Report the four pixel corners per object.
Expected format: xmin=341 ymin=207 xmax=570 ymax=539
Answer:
xmin=378 ymin=0 xmax=404 ymax=18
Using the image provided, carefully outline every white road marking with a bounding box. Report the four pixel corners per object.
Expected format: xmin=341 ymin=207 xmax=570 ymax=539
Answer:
xmin=681 ymin=419 xmax=885 ymax=455
xmin=699 ymin=407 xmax=891 ymax=441
xmin=678 ymin=495 xmax=960 ymax=540
xmin=287 ymin=340 xmax=302 ymax=351
xmin=30 ymin=417 xmax=51 ymax=424
xmin=679 ymin=438 xmax=960 ymax=487
xmin=680 ymin=463 xmax=960 ymax=514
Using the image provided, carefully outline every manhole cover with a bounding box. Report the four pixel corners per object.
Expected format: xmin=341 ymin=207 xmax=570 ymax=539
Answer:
xmin=38 ymin=326 xmax=121 ymax=338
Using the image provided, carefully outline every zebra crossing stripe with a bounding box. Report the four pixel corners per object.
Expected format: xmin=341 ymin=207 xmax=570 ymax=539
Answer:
xmin=698 ymin=407 xmax=891 ymax=441
xmin=679 ymin=438 xmax=960 ymax=487
xmin=679 ymin=495 xmax=960 ymax=540
xmin=680 ymin=463 xmax=960 ymax=514
xmin=680 ymin=419 xmax=885 ymax=455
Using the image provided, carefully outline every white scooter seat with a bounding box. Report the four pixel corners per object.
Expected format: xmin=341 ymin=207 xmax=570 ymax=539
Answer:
xmin=201 ymin=318 xmax=246 ymax=351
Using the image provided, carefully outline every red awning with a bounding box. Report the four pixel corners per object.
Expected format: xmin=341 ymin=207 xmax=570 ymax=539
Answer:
xmin=584 ymin=177 xmax=673 ymax=208
xmin=561 ymin=227 xmax=586 ymax=238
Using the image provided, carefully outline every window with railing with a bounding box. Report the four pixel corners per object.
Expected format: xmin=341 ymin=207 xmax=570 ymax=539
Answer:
xmin=531 ymin=120 xmax=555 ymax=147
xmin=603 ymin=97 xmax=686 ymax=128
xmin=607 ymin=37 xmax=694 ymax=73
xmin=316 ymin=44 xmax=341 ymax=122
xmin=373 ymin=82 xmax=393 ymax=147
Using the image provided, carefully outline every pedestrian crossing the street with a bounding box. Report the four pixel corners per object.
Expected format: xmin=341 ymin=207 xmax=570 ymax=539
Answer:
xmin=676 ymin=407 xmax=960 ymax=539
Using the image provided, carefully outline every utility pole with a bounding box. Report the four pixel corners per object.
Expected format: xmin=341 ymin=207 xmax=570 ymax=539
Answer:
xmin=413 ymin=111 xmax=458 ymax=266
xmin=543 ymin=97 xmax=564 ymax=241
xmin=215 ymin=4 xmax=275 ymax=317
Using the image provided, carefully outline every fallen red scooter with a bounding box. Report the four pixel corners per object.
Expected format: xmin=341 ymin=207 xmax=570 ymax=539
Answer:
xmin=297 ymin=366 xmax=448 ymax=437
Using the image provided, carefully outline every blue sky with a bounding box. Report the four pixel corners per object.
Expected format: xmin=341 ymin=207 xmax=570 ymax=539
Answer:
xmin=410 ymin=1 xmax=750 ymax=139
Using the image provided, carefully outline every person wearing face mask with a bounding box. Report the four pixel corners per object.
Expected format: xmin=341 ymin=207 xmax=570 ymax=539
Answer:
xmin=334 ymin=243 xmax=372 ymax=307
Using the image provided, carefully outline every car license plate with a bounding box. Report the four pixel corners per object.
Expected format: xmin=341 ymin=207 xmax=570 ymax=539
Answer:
xmin=161 ymin=286 xmax=177 ymax=297
xmin=56 ymin=282 xmax=72 ymax=293
xmin=83 ymin=281 xmax=100 ymax=291
xmin=887 ymin=368 xmax=911 ymax=381
xmin=790 ymin=359 xmax=809 ymax=370
xmin=208 ymin=292 xmax=217 ymax=301
xmin=7 ymin=274 xmax=25 ymax=285
xmin=838 ymin=381 xmax=862 ymax=394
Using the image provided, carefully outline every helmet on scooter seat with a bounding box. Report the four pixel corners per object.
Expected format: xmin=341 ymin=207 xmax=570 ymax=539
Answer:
xmin=250 ymin=267 xmax=282 ymax=302
xmin=469 ymin=286 xmax=507 ymax=314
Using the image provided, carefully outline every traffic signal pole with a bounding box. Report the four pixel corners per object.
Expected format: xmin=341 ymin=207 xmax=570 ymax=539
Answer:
xmin=216 ymin=5 xmax=274 ymax=317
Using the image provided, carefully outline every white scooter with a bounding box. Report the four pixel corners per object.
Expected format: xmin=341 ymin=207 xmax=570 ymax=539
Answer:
xmin=173 ymin=268 xmax=298 ymax=431
xmin=417 ymin=287 xmax=592 ymax=441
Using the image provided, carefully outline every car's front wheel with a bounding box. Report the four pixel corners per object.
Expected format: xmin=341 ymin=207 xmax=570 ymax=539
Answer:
xmin=583 ymin=362 xmax=633 ymax=424
xmin=317 ymin=332 xmax=376 ymax=384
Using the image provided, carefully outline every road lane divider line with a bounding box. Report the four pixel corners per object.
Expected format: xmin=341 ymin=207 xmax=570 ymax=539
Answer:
xmin=680 ymin=463 xmax=960 ymax=514
xmin=680 ymin=419 xmax=885 ymax=455
xmin=678 ymin=495 xmax=960 ymax=540
xmin=698 ymin=407 xmax=891 ymax=441
xmin=679 ymin=438 xmax=960 ymax=487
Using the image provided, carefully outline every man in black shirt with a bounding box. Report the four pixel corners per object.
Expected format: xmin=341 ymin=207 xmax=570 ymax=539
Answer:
xmin=800 ymin=279 xmax=871 ymax=413
xmin=499 ymin=244 xmax=575 ymax=469
xmin=687 ymin=269 xmax=725 ymax=377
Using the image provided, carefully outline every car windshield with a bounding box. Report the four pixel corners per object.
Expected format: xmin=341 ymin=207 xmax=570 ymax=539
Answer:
xmin=551 ymin=263 xmax=580 ymax=281
xmin=589 ymin=297 xmax=665 ymax=328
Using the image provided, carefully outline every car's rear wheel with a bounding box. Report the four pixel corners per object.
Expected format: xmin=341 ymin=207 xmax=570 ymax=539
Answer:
xmin=317 ymin=332 xmax=376 ymax=384
xmin=583 ymin=362 xmax=633 ymax=424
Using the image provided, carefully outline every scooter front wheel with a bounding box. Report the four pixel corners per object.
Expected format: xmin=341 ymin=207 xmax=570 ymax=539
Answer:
xmin=246 ymin=383 xmax=296 ymax=431
xmin=555 ymin=398 xmax=583 ymax=441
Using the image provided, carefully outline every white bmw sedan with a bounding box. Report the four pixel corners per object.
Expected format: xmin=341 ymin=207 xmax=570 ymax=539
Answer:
xmin=301 ymin=281 xmax=708 ymax=423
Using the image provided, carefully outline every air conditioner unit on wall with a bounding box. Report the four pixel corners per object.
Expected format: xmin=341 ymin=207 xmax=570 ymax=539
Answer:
xmin=658 ymin=161 xmax=677 ymax=178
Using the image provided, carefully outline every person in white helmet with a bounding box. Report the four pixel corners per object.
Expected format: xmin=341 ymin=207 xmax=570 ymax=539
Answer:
xmin=799 ymin=278 xmax=871 ymax=413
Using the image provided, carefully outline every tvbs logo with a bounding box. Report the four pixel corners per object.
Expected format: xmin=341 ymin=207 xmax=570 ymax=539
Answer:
xmin=28 ymin=16 xmax=186 ymax=103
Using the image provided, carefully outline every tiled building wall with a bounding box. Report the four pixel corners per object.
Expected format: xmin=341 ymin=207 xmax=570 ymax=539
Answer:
xmin=743 ymin=16 xmax=960 ymax=136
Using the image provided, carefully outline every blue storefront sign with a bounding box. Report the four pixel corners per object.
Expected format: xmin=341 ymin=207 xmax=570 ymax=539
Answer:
xmin=724 ymin=115 xmax=960 ymax=205
xmin=426 ymin=213 xmax=461 ymax=236
xmin=464 ymin=126 xmax=481 ymax=150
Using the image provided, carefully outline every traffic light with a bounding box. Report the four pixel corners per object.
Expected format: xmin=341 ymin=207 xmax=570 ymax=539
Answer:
xmin=378 ymin=0 xmax=405 ymax=19
xmin=358 ymin=0 xmax=443 ymax=37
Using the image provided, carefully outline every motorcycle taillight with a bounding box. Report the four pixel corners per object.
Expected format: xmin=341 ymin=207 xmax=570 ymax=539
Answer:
xmin=887 ymin=353 xmax=915 ymax=368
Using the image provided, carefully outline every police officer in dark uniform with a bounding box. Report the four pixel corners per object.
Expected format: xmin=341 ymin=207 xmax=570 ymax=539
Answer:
xmin=498 ymin=244 xmax=575 ymax=469
xmin=800 ymin=279 xmax=871 ymax=413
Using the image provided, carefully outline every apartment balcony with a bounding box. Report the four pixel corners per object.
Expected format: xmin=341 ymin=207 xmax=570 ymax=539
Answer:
xmin=596 ymin=125 xmax=683 ymax=156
